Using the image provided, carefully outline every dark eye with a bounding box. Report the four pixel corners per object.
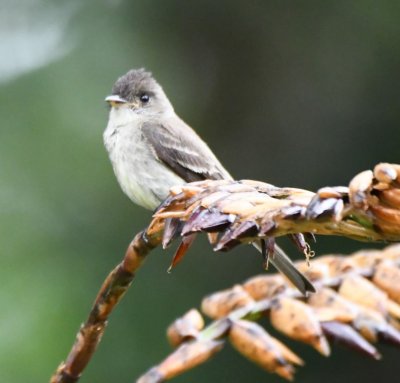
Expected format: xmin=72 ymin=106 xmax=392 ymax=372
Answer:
xmin=139 ymin=93 xmax=150 ymax=103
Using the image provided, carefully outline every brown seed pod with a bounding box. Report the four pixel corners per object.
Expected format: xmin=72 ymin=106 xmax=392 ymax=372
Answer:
xmin=379 ymin=189 xmax=400 ymax=209
xmin=349 ymin=170 xmax=374 ymax=210
xmin=308 ymin=288 xmax=358 ymax=322
xmin=370 ymin=204 xmax=400 ymax=225
xmin=270 ymin=297 xmax=330 ymax=355
xmin=374 ymin=163 xmax=398 ymax=184
xmin=229 ymin=319 xmax=301 ymax=380
xmin=201 ymin=285 xmax=254 ymax=319
xmin=373 ymin=260 xmax=400 ymax=304
xmin=243 ymin=274 xmax=287 ymax=300
xmin=338 ymin=274 xmax=388 ymax=315
xmin=166 ymin=309 xmax=205 ymax=347
xmin=137 ymin=339 xmax=224 ymax=383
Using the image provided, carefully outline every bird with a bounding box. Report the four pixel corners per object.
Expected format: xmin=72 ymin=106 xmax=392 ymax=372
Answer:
xmin=103 ymin=68 xmax=315 ymax=295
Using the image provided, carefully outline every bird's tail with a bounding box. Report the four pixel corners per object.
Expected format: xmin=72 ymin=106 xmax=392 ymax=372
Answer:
xmin=252 ymin=241 xmax=315 ymax=296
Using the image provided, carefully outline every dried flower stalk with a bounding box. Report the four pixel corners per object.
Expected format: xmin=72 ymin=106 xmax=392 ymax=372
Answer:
xmin=149 ymin=163 xmax=400 ymax=251
xmin=50 ymin=230 xmax=162 ymax=383
xmin=51 ymin=162 xmax=400 ymax=382
xmin=139 ymin=244 xmax=400 ymax=381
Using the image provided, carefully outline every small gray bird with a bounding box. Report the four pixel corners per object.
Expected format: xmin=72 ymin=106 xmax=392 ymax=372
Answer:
xmin=104 ymin=68 xmax=315 ymax=295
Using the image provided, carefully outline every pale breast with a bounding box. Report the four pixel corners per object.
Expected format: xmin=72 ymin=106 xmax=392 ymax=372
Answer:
xmin=104 ymin=109 xmax=184 ymax=210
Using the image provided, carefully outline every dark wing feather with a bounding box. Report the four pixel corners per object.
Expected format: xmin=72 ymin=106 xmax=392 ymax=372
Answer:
xmin=141 ymin=117 xmax=232 ymax=182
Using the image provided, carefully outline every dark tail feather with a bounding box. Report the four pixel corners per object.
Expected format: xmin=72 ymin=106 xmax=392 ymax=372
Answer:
xmin=252 ymin=242 xmax=315 ymax=296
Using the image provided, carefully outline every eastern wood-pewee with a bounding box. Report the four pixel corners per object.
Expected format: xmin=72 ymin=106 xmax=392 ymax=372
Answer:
xmin=104 ymin=68 xmax=315 ymax=295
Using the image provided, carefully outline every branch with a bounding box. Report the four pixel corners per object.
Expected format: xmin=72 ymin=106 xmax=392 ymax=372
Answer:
xmin=50 ymin=229 xmax=163 ymax=383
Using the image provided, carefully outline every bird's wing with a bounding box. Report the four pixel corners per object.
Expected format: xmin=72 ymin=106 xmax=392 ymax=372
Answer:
xmin=141 ymin=118 xmax=232 ymax=182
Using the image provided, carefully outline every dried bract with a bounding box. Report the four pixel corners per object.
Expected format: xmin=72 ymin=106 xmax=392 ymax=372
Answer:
xmin=140 ymin=245 xmax=400 ymax=381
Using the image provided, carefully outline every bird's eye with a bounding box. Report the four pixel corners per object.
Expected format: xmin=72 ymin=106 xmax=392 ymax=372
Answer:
xmin=139 ymin=93 xmax=150 ymax=103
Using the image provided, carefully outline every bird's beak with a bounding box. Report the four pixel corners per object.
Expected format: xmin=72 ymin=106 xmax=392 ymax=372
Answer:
xmin=105 ymin=95 xmax=128 ymax=107
xmin=105 ymin=95 xmax=141 ymax=109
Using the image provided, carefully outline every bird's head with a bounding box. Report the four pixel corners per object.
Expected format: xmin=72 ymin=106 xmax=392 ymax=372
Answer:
xmin=106 ymin=68 xmax=174 ymax=117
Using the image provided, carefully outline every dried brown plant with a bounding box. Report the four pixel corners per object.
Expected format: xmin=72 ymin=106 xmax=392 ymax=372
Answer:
xmin=138 ymin=244 xmax=400 ymax=381
xmin=50 ymin=162 xmax=400 ymax=383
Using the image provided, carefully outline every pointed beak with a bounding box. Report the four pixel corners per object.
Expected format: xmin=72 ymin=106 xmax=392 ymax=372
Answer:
xmin=105 ymin=95 xmax=128 ymax=107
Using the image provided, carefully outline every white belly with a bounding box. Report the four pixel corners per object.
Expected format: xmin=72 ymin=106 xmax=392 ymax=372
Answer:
xmin=104 ymin=109 xmax=184 ymax=210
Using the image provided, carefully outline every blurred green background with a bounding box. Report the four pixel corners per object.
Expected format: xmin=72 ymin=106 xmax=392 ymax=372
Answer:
xmin=1 ymin=0 xmax=400 ymax=382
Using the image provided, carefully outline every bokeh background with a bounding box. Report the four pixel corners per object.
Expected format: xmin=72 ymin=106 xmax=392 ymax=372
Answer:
xmin=1 ymin=1 xmax=400 ymax=382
